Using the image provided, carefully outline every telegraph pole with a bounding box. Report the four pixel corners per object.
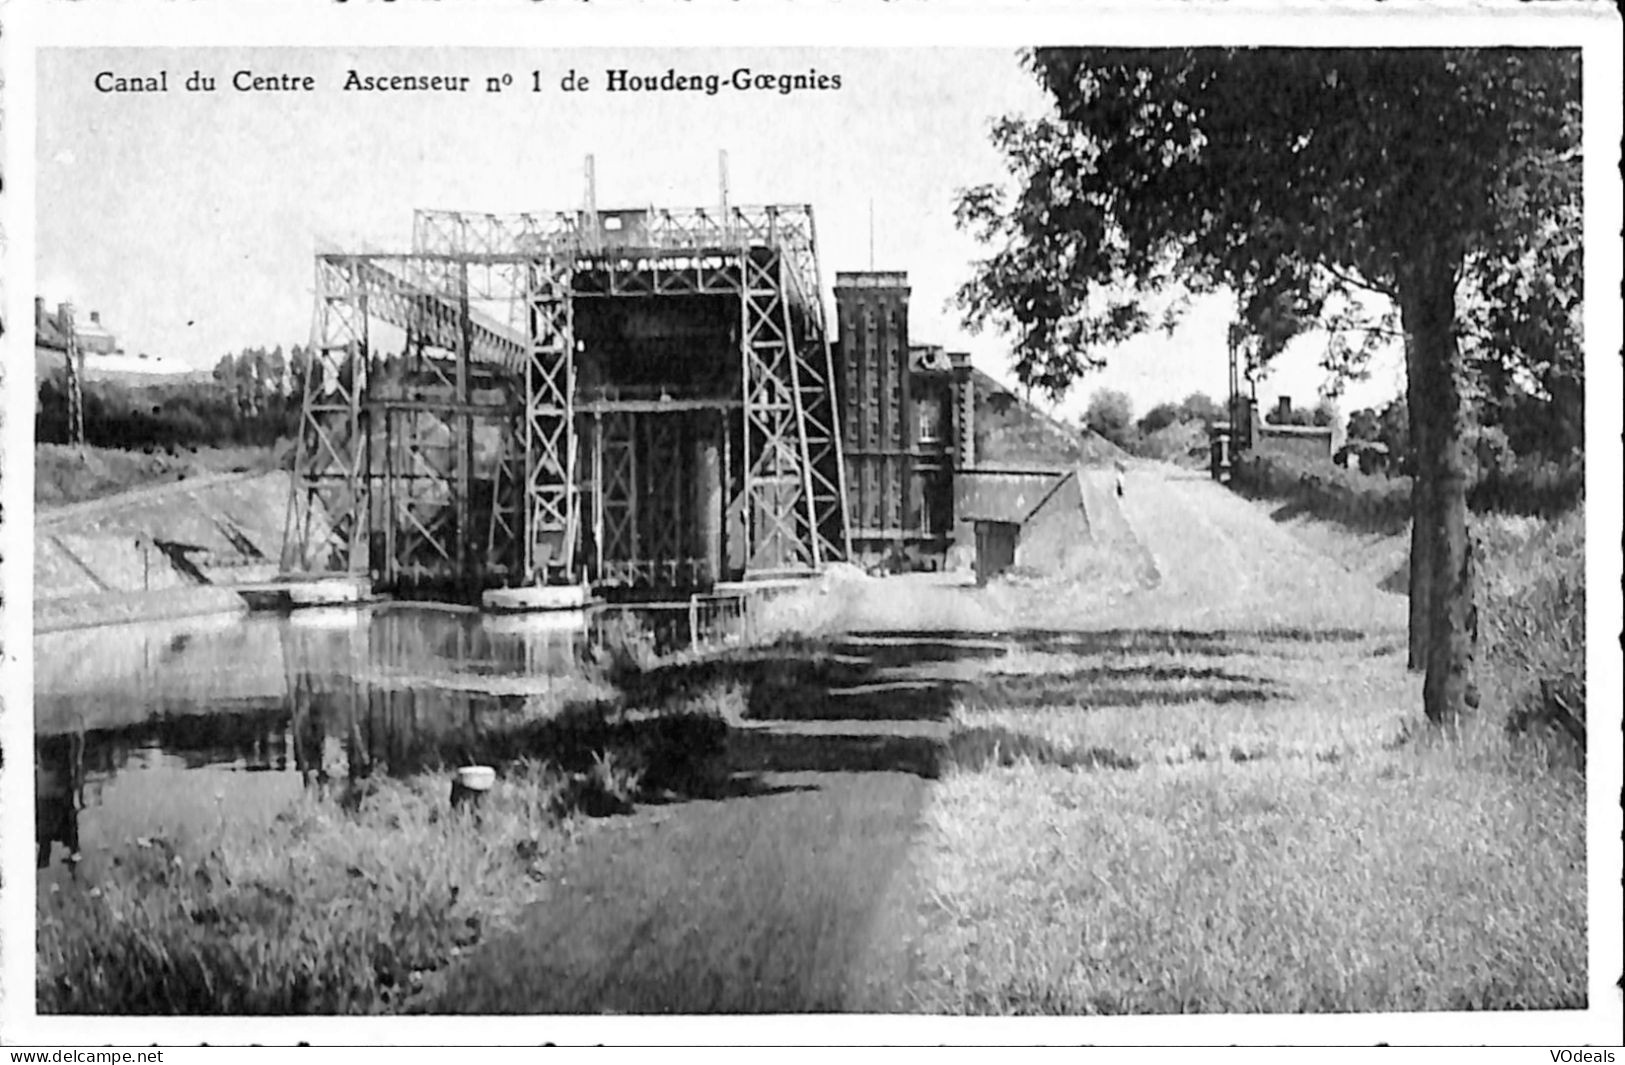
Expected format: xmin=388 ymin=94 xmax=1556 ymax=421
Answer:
xmin=63 ymin=304 xmax=87 ymax=450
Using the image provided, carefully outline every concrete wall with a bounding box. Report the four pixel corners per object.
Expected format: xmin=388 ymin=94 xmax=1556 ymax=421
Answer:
xmin=950 ymin=466 xmax=1088 ymax=576
xmin=1013 ymin=471 xmax=1086 ymax=573
xmin=1254 ymin=425 xmax=1334 ymax=464
xmin=954 ymin=467 xmax=1067 ymax=544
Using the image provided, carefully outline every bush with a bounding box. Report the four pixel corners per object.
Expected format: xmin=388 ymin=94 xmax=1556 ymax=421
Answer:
xmin=1232 ymin=448 xmax=1584 ymax=531
xmin=36 ymin=376 xmax=296 ymax=451
xmin=1132 ymin=419 xmax=1208 ymax=464
xmin=1470 ymin=451 xmax=1584 ymax=518
xmin=1230 ymin=451 xmax=1411 ymax=534
xmin=1478 ymin=509 xmax=1585 ymax=738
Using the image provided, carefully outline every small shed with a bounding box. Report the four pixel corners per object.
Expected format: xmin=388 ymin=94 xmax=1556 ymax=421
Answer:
xmin=971 ymin=520 xmax=1021 ymax=586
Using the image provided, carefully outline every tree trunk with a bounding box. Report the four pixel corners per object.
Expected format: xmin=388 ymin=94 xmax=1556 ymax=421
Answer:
xmin=1401 ymin=261 xmax=1477 ymax=726
xmin=1405 ymin=352 xmax=1433 ymax=672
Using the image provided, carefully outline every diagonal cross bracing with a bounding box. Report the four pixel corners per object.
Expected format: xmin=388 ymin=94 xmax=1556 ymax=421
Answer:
xmin=285 ymin=202 xmax=849 ymax=592
xmin=523 ymin=257 xmax=577 ymax=581
xmin=320 ymin=255 xmax=527 ymax=368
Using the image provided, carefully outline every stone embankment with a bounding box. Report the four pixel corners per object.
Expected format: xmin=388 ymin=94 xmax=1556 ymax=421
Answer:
xmin=35 ymin=471 xmax=295 ymax=631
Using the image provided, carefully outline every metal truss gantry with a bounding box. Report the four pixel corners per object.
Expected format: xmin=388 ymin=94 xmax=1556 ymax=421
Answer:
xmin=283 ymin=203 xmax=851 ymax=593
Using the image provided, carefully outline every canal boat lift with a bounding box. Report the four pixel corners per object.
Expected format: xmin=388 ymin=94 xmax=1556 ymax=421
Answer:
xmin=281 ymin=161 xmax=850 ymax=604
xmin=279 ymin=158 xmax=983 ymax=611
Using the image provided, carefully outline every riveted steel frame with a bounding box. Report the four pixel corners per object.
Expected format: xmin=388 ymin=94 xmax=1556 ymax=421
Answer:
xmin=286 ymin=254 xmax=528 ymax=585
xmin=287 ymin=204 xmax=849 ymax=593
xmin=641 ymin=413 xmax=686 ymax=569
xmin=737 ymin=248 xmax=806 ymax=571
xmin=284 ymin=257 xmax=372 ymax=575
xmin=593 ymin=411 xmax=639 ymax=577
xmin=523 ymin=256 xmax=578 ymax=582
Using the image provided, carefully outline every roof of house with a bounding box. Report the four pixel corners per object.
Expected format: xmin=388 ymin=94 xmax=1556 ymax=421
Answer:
xmin=956 ymin=467 xmax=1071 ymax=525
xmin=35 ymin=303 xmax=72 ymax=353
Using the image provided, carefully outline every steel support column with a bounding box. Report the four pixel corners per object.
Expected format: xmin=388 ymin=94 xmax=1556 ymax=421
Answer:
xmin=523 ymin=256 xmax=577 ymax=583
xmin=285 ymin=258 xmax=371 ymax=575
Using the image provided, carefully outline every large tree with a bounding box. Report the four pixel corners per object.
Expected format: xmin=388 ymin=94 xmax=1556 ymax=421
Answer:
xmin=956 ymin=48 xmax=1581 ymax=726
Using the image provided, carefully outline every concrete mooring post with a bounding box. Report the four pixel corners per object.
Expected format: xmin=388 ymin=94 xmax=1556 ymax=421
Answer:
xmin=450 ymin=765 xmax=495 ymax=811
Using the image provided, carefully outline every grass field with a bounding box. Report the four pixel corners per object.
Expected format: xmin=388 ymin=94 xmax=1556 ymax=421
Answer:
xmin=37 ymin=764 xmax=580 ymax=1013
xmin=906 ymin=625 xmax=1585 ymax=1013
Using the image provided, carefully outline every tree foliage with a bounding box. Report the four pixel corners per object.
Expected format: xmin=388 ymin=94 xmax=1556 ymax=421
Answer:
xmin=1084 ymin=388 xmax=1136 ymax=447
xmin=39 ymin=344 xmax=309 ymax=450
xmin=956 ymin=48 xmax=1581 ymax=726
xmin=1138 ymin=401 xmax=1181 ymax=437
xmin=1133 ymin=392 xmax=1223 ymax=438
xmin=1177 ymin=392 xmax=1221 ymax=427
xmin=957 ymin=49 xmax=1578 ymax=391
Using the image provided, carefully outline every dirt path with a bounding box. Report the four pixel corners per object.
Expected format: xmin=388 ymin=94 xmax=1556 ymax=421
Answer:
xmin=427 ymin=632 xmax=977 ymax=1013
xmin=428 ymin=770 xmax=933 ymax=1013
xmin=1110 ymin=465 xmax=1403 ymax=630
xmin=432 ymin=464 xmax=1403 ymax=1013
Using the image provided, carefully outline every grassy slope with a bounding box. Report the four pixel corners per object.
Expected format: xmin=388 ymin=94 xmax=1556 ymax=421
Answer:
xmin=36 ymin=443 xmax=285 ymax=509
xmin=1231 ymin=451 xmax=1586 ymax=729
xmin=35 ymin=685 xmax=730 ymax=1014
xmin=974 ymin=370 xmax=1123 ymax=468
xmin=898 ymin=467 xmax=1586 ymax=1014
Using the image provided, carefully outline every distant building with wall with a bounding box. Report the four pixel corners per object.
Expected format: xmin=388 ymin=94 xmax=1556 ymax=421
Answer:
xmin=1251 ymin=395 xmax=1335 ymax=463
xmin=74 ymin=308 xmax=118 ymax=355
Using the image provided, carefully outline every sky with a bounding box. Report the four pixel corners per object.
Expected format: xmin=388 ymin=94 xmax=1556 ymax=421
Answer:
xmin=37 ymin=46 xmax=1406 ymax=424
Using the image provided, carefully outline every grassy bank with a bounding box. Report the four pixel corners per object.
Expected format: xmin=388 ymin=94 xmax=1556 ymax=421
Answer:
xmin=33 ymin=586 xmax=251 ymax=635
xmin=1230 ymin=452 xmax=1412 ymax=534
xmin=1230 ymin=449 xmax=1584 ymax=533
xmin=37 ymin=686 xmax=738 ymax=1013
xmin=1230 ymin=450 xmax=1586 ymax=738
xmin=1478 ymin=508 xmax=1586 ymax=739
xmin=891 ymin=465 xmax=1588 ymax=1014
xmin=907 ymin=625 xmax=1586 ymax=1014
xmin=36 ymin=443 xmax=286 ymax=508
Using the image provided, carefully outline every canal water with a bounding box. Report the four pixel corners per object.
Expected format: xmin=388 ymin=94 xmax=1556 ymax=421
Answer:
xmin=34 ymin=599 xmax=751 ymax=883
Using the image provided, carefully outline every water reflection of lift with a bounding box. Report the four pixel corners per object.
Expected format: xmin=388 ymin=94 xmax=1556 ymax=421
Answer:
xmin=273 ymin=596 xmax=770 ymax=798
xmin=282 ymin=612 xmax=361 ymax=794
xmin=278 ymin=606 xmax=596 ymax=790
xmin=35 ymin=732 xmax=85 ymax=872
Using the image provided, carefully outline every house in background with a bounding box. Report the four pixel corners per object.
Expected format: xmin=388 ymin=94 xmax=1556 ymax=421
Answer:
xmin=34 ymin=298 xmax=199 ymax=390
xmin=1251 ymin=395 xmax=1340 ymax=463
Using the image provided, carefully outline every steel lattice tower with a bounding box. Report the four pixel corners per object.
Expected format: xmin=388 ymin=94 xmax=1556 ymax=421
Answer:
xmin=283 ymin=203 xmax=850 ymax=595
